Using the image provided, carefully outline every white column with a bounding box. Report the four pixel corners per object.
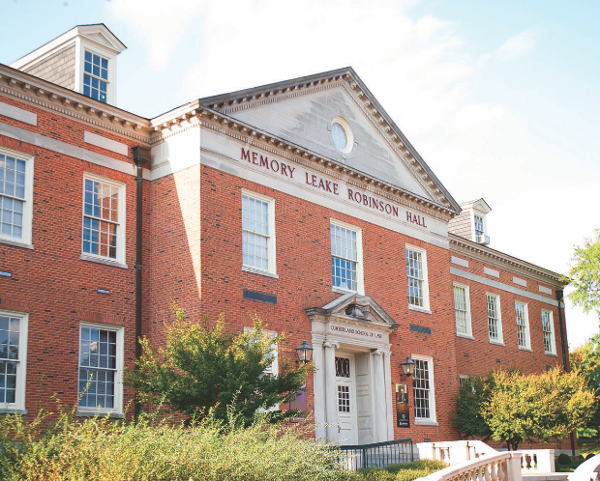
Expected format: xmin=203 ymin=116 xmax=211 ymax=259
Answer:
xmin=324 ymin=342 xmax=339 ymax=442
xmin=373 ymin=349 xmax=388 ymax=442
xmin=312 ymin=340 xmax=326 ymax=441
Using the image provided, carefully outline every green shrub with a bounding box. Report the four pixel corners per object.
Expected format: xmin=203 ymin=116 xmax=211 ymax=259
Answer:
xmin=557 ymin=453 xmax=572 ymax=465
xmin=586 ymin=453 xmax=597 ymax=460
xmin=0 ymin=409 xmax=356 ymax=481
xmin=355 ymin=459 xmax=446 ymax=480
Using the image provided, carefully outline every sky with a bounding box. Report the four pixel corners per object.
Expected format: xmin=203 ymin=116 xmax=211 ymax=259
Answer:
xmin=1 ymin=0 xmax=599 ymax=348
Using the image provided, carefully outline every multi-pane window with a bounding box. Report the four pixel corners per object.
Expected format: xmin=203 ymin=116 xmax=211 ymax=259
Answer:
xmin=0 ymin=311 xmax=28 ymax=410
xmin=82 ymin=176 xmax=123 ymax=262
xmin=331 ymin=223 xmax=360 ymax=291
xmin=515 ymin=301 xmax=530 ymax=349
xmin=474 ymin=214 xmax=484 ymax=238
xmin=541 ymin=310 xmax=556 ymax=354
xmin=406 ymin=246 xmax=428 ymax=308
xmin=338 ymin=385 xmax=350 ymax=412
xmin=0 ymin=152 xmax=32 ymax=243
xmin=413 ymin=356 xmax=435 ymax=422
xmin=78 ymin=325 xmax=122 ymax=412
xmin=335 ymin=357 xmax=351 ymax=378
xmin=83 ymin=51 xmax=109 ymax=103
xmin=487 ymin=294 xmax=503 ymax=343
xmin=453 ymin=284 xmax=471 ymax=336
xmin=242 ymin=193 xmax=275 ymax=273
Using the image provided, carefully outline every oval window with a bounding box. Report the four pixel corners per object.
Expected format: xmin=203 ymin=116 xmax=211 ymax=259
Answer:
xmin=331 ymin=118 xmax=354 ymax=154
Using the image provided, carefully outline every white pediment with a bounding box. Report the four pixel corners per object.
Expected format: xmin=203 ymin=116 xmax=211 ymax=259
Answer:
xmin=218 ymin=85 xmax=434 ymax=200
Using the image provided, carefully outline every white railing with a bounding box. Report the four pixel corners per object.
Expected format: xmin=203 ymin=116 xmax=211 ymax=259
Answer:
xmin=418 ymin=451 xmax=523 ymax=481
xmin=568 ymin=453 xmax=600 ymax=481
xmin=517 ymin=449 xmax=555 ymax=473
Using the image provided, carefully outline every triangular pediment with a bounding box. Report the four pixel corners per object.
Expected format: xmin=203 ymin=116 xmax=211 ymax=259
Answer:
xmin=199 ymin=68 xmax=460 ymax=213
xmin=78 ymin=24 xmax=127 ymax=54
xmin=306 ymin=292 xmax=398 ymax=330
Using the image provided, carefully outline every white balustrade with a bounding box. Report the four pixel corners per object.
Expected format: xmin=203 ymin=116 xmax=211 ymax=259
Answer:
xmin=568 ymin=453 xmax=600 ymax=481
xmin=514 ymin=449 xmax=555 ymax=473
xmin=419 ymin=451 xmax=523 ymax=481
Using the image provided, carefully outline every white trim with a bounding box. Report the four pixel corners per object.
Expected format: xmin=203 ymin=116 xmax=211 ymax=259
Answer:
xmin=330 ymin=218 xmax=364 ymax=295
xmin=451 ymin=256 xmax=469 ymax=268
xmin=330 ymin=117 xmax=355 ymax=155
xmin=484 ymin=266 xmax=500 ymax=278
xmin=513 ymin=277 xmax=527 ymax=287
xmin=241 ymin=189 xmax=277 ymax=276
xmin=77 ymin=321 xmax=124 ymax=416
xmin=411 ymin=354 xmax=436 ymax=423
xmin=406 ymin=243 xmax=430 ymax=310
xmin=453 ymin=282 xmax=472 ymax=337
xmin=0 ymin=146 xmax=34 ymax=246
xmin=515 ymin=300 xmax=531 ymax=350
xmin=79 ymin=43 xmax=117 ymax=105
xmin=486 ymin=292 xmax=504 ymax=344
xmin=83 ymin=132 xmax=128 ymax=156
xmin=541 ymin=309 xmax=557 ymax=355
xmin=0 ymin=102 xmax=37 ymax=126
xmin=0 ymin=310 xmax=28 ymax=412
xmin=81 ymin=172 xmax=126 ymax=265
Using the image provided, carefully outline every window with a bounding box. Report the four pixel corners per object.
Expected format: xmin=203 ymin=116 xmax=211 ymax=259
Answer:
xmin=83 ymin=51 xmax=109 ymax=103
xmin=82 ymin=174 xmax=125 ymax=264
xmin=78 ymin=323 xmax=123 ymax=414
xmin=459 ymin=375 xmax=469 ymax=388
xmin=0 ymin=149 xmax=34 ymax=246
xmin=244 ymin=327 xmax=278 ymax=378
xmin=406 ymin=245 xmax=429 ymax=310
xmin=338 ymin=385 xmax=350 ymax=412
xmin=0 ymin=311 xmax=28 ymax=411
xmin=412 ymin=355 xmax=436 ymax=423
xmin=453 ymin=284 xmax=471 ymax=337
xmin=486 ymin=293 xmax=503 ymax=343
xmin=541 ymin=310 xmax=556 ymax=354
xmin=474 ymin=214 xmax=485 ymax=238
xmin=515 ymin=301 xmax=530 ymax=349
xmin=242 ymin=191 xmax=276 ymax=275
xmin=330 ymin=117 xmax=354 ymax=154
xmin=331 ymin=220 xmax=363 ymax=293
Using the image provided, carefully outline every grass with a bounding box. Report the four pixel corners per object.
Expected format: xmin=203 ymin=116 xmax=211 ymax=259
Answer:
xmin=555 ymin=438 xmax=600 ymax=472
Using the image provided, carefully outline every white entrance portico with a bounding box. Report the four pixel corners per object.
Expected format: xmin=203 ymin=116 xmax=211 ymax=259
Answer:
xmin=306 ymin=292 xmax=397 ymax=445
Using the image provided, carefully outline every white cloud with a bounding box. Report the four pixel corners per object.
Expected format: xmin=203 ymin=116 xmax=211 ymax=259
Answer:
xmin=496 ymin=30 xmax=536 ymax=60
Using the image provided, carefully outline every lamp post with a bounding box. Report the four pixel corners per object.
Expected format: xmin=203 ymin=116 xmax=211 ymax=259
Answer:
xmin=400 ymin=356 xmax=415 ymax=381
xmin=295 ymin=340 xmax=314 ymax=364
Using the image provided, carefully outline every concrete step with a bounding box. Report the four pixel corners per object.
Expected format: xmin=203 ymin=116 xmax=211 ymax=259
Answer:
xmin=522 ymin=473 xmax=570 ymax=481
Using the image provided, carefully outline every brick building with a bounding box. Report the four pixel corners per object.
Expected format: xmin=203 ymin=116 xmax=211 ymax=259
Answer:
xmin=0 ymin=24 xmax=570 ymax=449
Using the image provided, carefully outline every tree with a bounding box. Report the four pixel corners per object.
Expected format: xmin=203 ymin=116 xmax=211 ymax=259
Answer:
xmin=570 ymin=334 xmax=600 ymax=439
xmin=565 ymin=229 xmax=600 ymax=322
xmin=127 ymin=305 xmax=312 ymax=425
xmin=454 ymin=368 xmax=596 ymax=450
xmin=453 ymin=372 xmax=494 ymax=441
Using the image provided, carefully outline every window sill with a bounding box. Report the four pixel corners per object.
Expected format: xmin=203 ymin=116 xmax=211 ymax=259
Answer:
xmin=0 ymin=237 xmax=34 ymax=250
xmin=332 ymin=286 xmax=358 ymax=295
xmin=80 ymin=254 xmax=128 ymax=269
xmin=415 ymin=419 xmax=438 ymax=426
xmin=76 ymin=410 xmax=125 ymax=419
xmin=241 ymin=265 xmax=279 ymax=279
xmin=489 ymin=340 xmax=505 ymax=346
xmin=518 ymin=346 xmax=533 ymax=352
xmin=545 ymin=352 xmax=558 ymax=357
xmin=457 ymin=333 xmax=474 ymax=340
xmin=0 ymin=408 xmax=28 ymax=415
xmin=408 ymin=305 xmax=432 ymax=314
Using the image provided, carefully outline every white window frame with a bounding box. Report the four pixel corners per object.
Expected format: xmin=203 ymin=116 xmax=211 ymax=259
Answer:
xmin=0 ymin=310 xmax=28 ymax=412
xmin=0 ymin=146 xmax=34 ymax=248
xmin=77 ymin=321 xmax=124 ymax=416
xmin=459 ymin=374 xmax=469 ymax=388
xmin=74 ymin=40 xmax=117 ymax=105
xmin=453 ymin=283 xmax=472 ymax=338
xmin=541 ymin=309 xmax=557 ymax=355
xmin=241 ymin=189 xmax=277 ymax=277
xmin=412 ymin=354 xmax=436 ymax=424
xmin=244 ymin=327 xmax=278 ymax=411
xmin=330 ymin=218 xmax=364 ymax=295
xmin=471 ymin=210 xmax=487 ymax=241
xmin=81 ymin=173 xmax=126 ymax=266
xmin=486 ymin=293 xmax=504 ymax=345
xmin=406 ymin=244 xmax=430 ymax=311
xmin=515 ymin=301 xmax=531 ymax=350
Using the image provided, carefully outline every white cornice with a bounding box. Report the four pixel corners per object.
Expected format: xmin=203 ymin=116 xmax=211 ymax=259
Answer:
xmin=449 ymin=233 xmax=565 ymax=287
xmin=0 ymin=65 xmax=151 ymax=144
xmin=152 ymin=105 xmax=456 ymax=221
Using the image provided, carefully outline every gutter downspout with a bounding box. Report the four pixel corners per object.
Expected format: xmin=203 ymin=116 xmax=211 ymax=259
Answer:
xmin=556 ymin=289 xmax=576 ymax=457
xmin=132 ymin=146 xmax=150 ymax=418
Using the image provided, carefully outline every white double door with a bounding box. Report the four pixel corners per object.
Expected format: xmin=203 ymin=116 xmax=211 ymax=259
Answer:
xmin=335 ymin=352 xmax=358 ymax=445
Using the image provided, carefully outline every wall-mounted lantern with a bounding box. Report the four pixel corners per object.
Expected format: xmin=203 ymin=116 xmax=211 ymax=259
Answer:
xmin=295 ymin=340 xmax=314 ymax=364
xmin=400 ymin=356 xmax=415 ymax=381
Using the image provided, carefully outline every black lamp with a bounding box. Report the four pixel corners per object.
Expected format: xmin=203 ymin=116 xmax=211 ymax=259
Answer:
xmin=400 ymin=356 xmax=415 ymax=381
xmin=295 ymin=340 xmax=314 ymax=364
